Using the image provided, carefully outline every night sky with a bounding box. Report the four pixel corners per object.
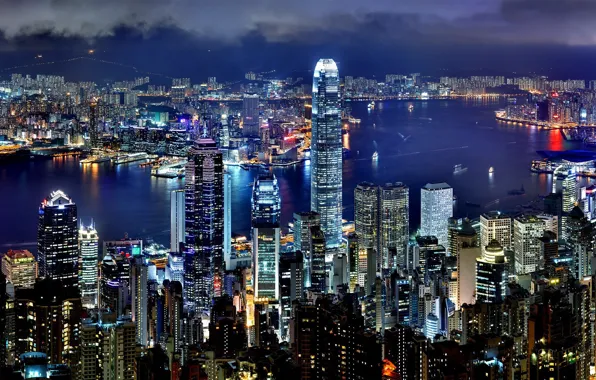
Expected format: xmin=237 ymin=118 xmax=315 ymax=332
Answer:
xmin=1 ymin=0 xmax=596 ymax=80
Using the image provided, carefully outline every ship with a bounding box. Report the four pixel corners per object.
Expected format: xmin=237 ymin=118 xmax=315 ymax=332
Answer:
xmin=372 ymin=151 xmax=378 ymax=161
xmin=408 ymin=104 xmax=414 ymax=112
xmin=508 ymin=185 xmax=526 ymax=196
xmin=80 ymin=155 xmax=111 ymax=164
xmin=112 ymin=152 xmax=155 ymax=165
xmin=453 ymin=164 xmax=468 ymax=175
xmin=368 ymin=101 xmax=375 ymax=110
xmin=489 ymin=167 xmax=494 ymax=174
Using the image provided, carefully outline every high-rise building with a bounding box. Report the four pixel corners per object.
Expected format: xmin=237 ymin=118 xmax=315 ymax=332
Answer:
xmin=280 ymin=251 xmax=304 ymax=340
xmin=293 ymin=211 xmax=320 ymax=288
xmin=354 ymin=182 xmax=379 ymax=254
xmin=89 ymin=99 xmax=100 ymax=148
xmin=309 ymin=226 xmax=327 ymax=293
xmin=1 ymin=249 xmax=37 ymax=289
xmin=78 ymin=224 xmax=99 ymax=308
xmin=99 ymin=253 xmax=130 ymax=316
xmin=80 ymin=313 xmax=136 ymax=380
xmin=242 ymin=93 xmax=260 ymax=137
xmin=251 ymin=173 xmax=281 ymax=301
xmin=566 ymin=206 xmax=593 ymax=279
xmin=311 ymin=58 xmax=342 ymax=248
xmin=166 ymin=252 xmax=184 ymax=284
xmin=224 ymin=171 xmax=232 ymax=269
xmin=420 ymin=183 xmax=453 ymax=249
xmin=480 ymin=211 xmax=512 ymax=254
xmin=346 ymin=232 xmax=359 ymax=292
xmin=170 ymin=190 xmax=185 ymax=253
xmin=379 ymin=182 xmax=409 ymax=269
xmin=476 ymin=240 xmax=508 ymax=303
xmin=184 ymin=139 xmax=224 ymax=313
xmin=514 ymin=215 xmax=545 ymax=275
xmin=131 ymin=259 xmax=148 ymax=346
xmin=38 ymin=190 xmax=79 ymax=290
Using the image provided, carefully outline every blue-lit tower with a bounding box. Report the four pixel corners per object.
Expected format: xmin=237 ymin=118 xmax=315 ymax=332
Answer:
xmin=310 ymin=59 xmax=342 ymax=248
xmin=184 ymin=139 xmax=224 ymax=313
xmin=251 ymin=173 xmax=281 ymax=300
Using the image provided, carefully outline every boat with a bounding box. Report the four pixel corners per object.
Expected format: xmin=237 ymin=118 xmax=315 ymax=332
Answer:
xmin=80 ymin=155 xmax=111 ymax=164
xmin=112 ymin=152 xmax=155 ymax=165
xmin=368 ymin=101 xmax=375 ymax=110
xmin=420 ymin=117 xmax=432 ymax=121
xmin=348 ymin=116 xmax=361 ymax=123
xmin=465 ymin=201 xmax=481 ymax=208
xmin=408 ymin=104 xmax=414 ymax=112
xmin=584 ymin=137 xmax=596 ymax=146
xmin=489 ymin=167 xmax=494 ymax=174
xmin=508 ymin=186 xmax=526 ymax=196
xmin=372 ymin=151 xmax=378 ymax=161
xmin=453 ymin=164 xmax=468 ymax=175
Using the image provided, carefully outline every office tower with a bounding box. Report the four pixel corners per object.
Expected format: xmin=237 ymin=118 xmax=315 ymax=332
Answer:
xmin=347 ymin=232 xmax=359 ymax=292
xmin=208 ymin=296 xmax=246 ymax=358
xmin=475 ymin=240 xmax=508 ymax=303
xmin=566 ymin=206 xmax=593 ymax=279
xmin=309 ymin=226 xmax=327 ymax=293
xmin=132 ymin=259 xmax=149 ymax=346
xmin=166 ymin=281 xmax=183 ymax=353
xmin=170 ymin=189 xmax=185 ymax=253
xmin=78 ymin=224 xmax=99 ymax=308
xmin=242 ymin=93 xmax=260 ymax=137
xmin=447 ymin=219 xmax=480 ymax=308
xmin=293 ymin=211 xmax=320 ymax=288
xmin=354 ymin=182 xmax=379 ymax=254
xmin=280 ymin=251 xmax=303 ymax=341
xmin=89 ymin=99 xmax=100 ymax=148
xmin=420 ymin=183 xmax=453 ymax=250
xmin=184 ymin=139 xmax=224 ymax=313
xmin=540 ymin=231 xmax=559 ymax=270
xmin=394 ymin=276 xmax=410 ymax=324
xmin=514 ymin=215 xmax=545 ymax=275
xmin=480 ymin=211 xmax=512 ymax=254
xmin=224 ymin=171 xmax=232 ymax=269
xmin=38 ymin=190 xmax=79 ymax=290
xmin=80 ymin=313 xmax=136 ymax=380
xmin=424 ymin=313 xmax=439 ymax=342
xmin=166 ymin=252 xmax=184 ymax=283
xmin=251 ymin=173 xmax=281 ymax=301
xmin=1 ymin=249 xmax=37 ymax=289
xmin=99 ymin=253 xmax=130 ymax=316
xmin=379 ymin=182 xmax=409 ymax=269
xmin=13 ymin=279 xmax=82 ymax=368
xmin=311 ymin=58 xmax=342 ymax=248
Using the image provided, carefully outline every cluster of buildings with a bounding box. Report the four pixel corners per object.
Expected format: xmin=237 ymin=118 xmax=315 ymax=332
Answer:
xmin=3 ymin=59 xmax=596 ymax=380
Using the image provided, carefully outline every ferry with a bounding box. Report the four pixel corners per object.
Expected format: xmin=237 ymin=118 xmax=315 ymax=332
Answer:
xmin=453 ymin=164 xmax=468 ymax=175
xmin=112 ymin=152 xmax=155 ymax=165
xmin=368 ymin=101 xmax=375 ymax=111
xmin=408 ymin=104 xmax=414 ymax=112
xmin=372 ymin=151 xmax=378 ymax=161
xmin=530 ymin=160 xmax=554 ymax=173
xmin=80 ymin=155 xmax=111 ymax=164
xmin=348 ymin=116 xmax=361 ymax=123
xmin=489 ymin=166 xmax=494 ymax=174
xmin=420 ymin=92 xmax=430 ymax=100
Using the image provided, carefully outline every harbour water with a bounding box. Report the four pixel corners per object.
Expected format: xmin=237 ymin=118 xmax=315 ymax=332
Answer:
xmin=0 ymin=99 xmax=584 ymax=250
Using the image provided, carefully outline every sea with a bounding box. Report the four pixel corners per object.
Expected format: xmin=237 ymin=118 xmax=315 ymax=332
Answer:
xmin=0 ymin=98 xmax=584 ymax=251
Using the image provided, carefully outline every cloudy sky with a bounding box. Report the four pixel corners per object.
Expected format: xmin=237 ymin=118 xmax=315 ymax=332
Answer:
xmin=0 ymin=0 xmax=595 ymax=80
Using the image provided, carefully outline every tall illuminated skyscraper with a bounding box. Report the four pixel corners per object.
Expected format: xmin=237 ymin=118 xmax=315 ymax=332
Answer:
xmin=310 ymin=58 xmax=342 ymax=248
xmin=475 ymin=240 xmax=507 ymax=303
xmin=38 ymin=190 xmax=79 ymax=290
xmin=379 ymin=183 xmax=409 ymax=269
xmin=514 ymin=215 xmax=545 ymax=275
xmin=420 ymin=183 xmax=453 ymax=250
xmin=78 ymin=224 xmax=99 ymax=308
xmin=89 ymin=99 xmax=100 ymax=148
xmin=170 ymin=190 xmax=185 ymax=253
xmin=131 ymin=259 xmax=148 ymax=346
xmin=184 ymin=139 xmax=224 ymax=313
xmin=224 ymin=171 xmax=232 ymax=269
xmin=354 ymin=182 xmax=379 ymax=253
xmin=293 ymin=211 xmax=321 ymax=288
xmin=252 ymin=173 xmax=281 ymax=300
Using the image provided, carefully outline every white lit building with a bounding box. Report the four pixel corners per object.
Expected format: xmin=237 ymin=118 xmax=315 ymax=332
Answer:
xmin=420 ymin=183 xmax=453 ymax=249
xmin=78 ymin=224 xmax=99 ymax=308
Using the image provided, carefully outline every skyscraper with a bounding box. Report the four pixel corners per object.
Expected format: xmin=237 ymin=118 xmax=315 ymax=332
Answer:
xmin=89 ymin=99 xmax=100 ymax=149
xmin=38 ymin=190 xmax=79 ymax=290
xmin=1 ymin=249 xmax=37 ymax=289
xmin=514 ymin=215 xmax=545 ymax=275
xmin=78 ymin=224 xmax=99 ymax=308
xmin=475 ymin=240 xmax=508 ymax=303
xmin=242 ymin=93 xmax=260 ymax=137
xmin=131 ymin=259 xmax=148 ymax=346
xmin=293 ymin=211 xmax=320 ymax=288
xmin=309 ymin=226 xmax=327 ymax=293
xmin=311 ymin=58 xmax=342 ymax=248
xmin=379 ymin=182 xmax=409 ymax=269
xmin=184 ymin=139 xmax=224 ymax=313
xmin=420 ymin=183 xmax=453 ymax=249
xmin=480 ymin=211 xmax=512 ymax=254
xmin=354 ymin=182 xmax=379 ymax=254
xmin=224 ymin=171 xmax=232 ymax=269
xmin=252 ymin=173 xmax=281 ymax=300
xmin=170 ymin=190 xmax=185 ymax=253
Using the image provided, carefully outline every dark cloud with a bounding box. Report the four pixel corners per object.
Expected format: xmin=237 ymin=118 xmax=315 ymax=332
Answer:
xmin=0 ymin=0 xmax=594 ymax=46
